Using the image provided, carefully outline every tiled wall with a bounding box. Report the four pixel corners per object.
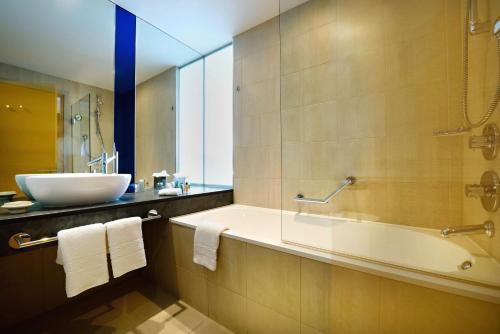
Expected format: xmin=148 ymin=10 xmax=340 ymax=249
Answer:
xmin=234 ymin=0 xmax=500 ymax=260
xmin=279 ymin=0 xmax=466 ymax=229
xmin=136 ymin=67 xmax=178 ymax=186
xmin=233 ymin=18 xmax=282 ymax=209
xmin=463 ymin=0 xmax=500 ymax=262
xmin=169 ymin=224 xmax=500 ymax=334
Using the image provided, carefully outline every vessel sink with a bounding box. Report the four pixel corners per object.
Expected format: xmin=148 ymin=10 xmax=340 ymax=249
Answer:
xmin=22 ymin=173 xmax=131 ymax=207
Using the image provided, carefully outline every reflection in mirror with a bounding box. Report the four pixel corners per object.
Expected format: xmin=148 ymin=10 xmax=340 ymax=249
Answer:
xmin=135 ymin=17 xmax=201 ymax=187
xmin=0 ymin=0 xmax=115 ymax=196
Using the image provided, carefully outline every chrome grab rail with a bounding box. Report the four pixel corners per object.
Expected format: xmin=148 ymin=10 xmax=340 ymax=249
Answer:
xmin=8 ymin=209 xmax=161 ymax=250
xmin=295 ymin=176 xmax=356 ymax=204
xmin=441 ymin=221 xmax=495 ymax=238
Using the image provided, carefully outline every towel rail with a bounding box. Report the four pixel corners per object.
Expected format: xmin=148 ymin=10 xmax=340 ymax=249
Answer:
xmin=8 ymin=209 xmax=161 ymax=250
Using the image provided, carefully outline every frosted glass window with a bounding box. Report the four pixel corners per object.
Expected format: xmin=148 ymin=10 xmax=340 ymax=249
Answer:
xmin=179 ymin=45 xmax=233 ymax=186
xmin=205 ymin=46 xmax=233 ymax=186
xmin=179 ymin=59 xmax=204 ymax=184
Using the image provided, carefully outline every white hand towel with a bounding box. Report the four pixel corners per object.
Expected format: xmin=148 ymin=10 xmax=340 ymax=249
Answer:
xmin=193 ymin=220 xmax=228 ymax=271
xmin=105 ymin=217 xmax=147 ymax=278
xmin=56 ymin=223 xmax=109 ymax=298
xmin=158 ymin=188 xmax=181 ymax=196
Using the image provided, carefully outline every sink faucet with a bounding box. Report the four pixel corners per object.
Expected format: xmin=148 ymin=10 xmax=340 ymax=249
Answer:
xmin=87 ymin=143 xmax=119 ymax=174
xmin=441 ymin=221 xmax=495 ymax=238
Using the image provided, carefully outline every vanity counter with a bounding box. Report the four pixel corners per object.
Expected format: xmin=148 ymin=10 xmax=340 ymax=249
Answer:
xmin=0 ymin=187 xmax=233 ymax=256
xmin=0 ymin=186 xmax=231 ymax=223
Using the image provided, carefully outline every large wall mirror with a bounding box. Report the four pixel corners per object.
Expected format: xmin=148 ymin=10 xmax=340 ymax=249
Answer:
xmin=0 ymin=0 xmax=115 ymax=194
xmin=0 ymin=0 xmax=232 ymax=198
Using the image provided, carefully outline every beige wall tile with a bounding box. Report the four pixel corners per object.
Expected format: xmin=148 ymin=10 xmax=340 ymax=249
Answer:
xmin=176 ymin=266 xmax=208 ymax=315
xmin=136 ymin=67 xmax=177 ymax=185
xmin=380 ymin=278 xmax=500 ymax=334
xmin=301 ymin=324 xmax=327 ymax=334
xmin=172 ymin=225 xmax=206 ymax=275
xmin=246 ymin=244 xmax=301 ymax=320
xmin=246 ymin=299 xmax=300 ymax=334
xmin=330 ymin=266 xmax=381 ymax=334
xmin=206 ymin=237 xmax=246 ymax=295
xmin=301 ymin=258 xmax=330 ymax=332
xmin=207 ymin=283 xmax=247 ymax=334
xmin=303 ymin=62 xmax=336 ymax=105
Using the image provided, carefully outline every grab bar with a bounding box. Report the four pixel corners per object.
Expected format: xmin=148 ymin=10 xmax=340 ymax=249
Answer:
xmin=295 ymin=176 xmax=356 ymax=204
xmin=8 ymin=209 xmax=161 ymax=250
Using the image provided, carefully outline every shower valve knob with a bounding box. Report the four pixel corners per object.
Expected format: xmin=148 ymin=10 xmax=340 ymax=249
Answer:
xmin=468 ymin=123 xmax=499 ymax=160
xmin=465 ymin=171 xmax=500 ymax=212
xmin=469 ymin=135 xmax=493 ymax=149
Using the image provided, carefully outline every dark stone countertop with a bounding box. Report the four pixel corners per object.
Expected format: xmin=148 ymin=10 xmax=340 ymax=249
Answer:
xmin=0 ymin=186 xmax=232 ymax=224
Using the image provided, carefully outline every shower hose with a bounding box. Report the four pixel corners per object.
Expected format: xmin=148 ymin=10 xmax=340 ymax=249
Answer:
xmin=462 ymin=0 xmax=500 ymax=129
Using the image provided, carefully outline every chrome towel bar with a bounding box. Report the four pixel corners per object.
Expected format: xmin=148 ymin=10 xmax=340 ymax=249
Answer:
xmin=8 ymin=209 xmax=161 ymax=250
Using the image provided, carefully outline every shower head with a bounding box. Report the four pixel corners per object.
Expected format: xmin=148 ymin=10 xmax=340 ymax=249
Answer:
xmin=495 ymin=18 xmax=500 ymax=39
xmin=96 ymin=95 xmax=103 ymax=106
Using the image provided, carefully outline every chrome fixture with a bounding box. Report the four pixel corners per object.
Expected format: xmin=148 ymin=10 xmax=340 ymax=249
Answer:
xmin=433 ymin=127 xmax=471 ymax=137
xmin=460 ymin=260 xmax=473 ymax=270
xmin=71 ymin=113 xmax=83 ymax=124
xmin=441 ymin=221 xmax=495 ymax=238
xmin=295 ymin=176 xmax=356 ymax=204
xmin=8 ymin=209 xmax=161 ymax=250
xmin=95 ymin=95 xmax=105 ymax=152
xmin=469 ymin=123 xmax=499 ymax=160
xmin=465 ymin=171 xmax=500 ymax=212
xmin=88 ymin=143 xmax=119 ymax=174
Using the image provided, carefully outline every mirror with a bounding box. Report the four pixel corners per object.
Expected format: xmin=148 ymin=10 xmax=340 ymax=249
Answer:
xmin=0 ymin=0 xmax=115 ymax=195
xmin=135 ymin=17 xmax=201 ymax=187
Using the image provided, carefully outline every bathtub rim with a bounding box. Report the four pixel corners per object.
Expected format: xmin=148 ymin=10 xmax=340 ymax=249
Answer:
xmin=170 ymin=204 xmax=500 ymax=305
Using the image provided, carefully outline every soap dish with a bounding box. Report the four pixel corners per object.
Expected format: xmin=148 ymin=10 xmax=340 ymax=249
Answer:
xmin=0 ymin=191 xmax=16 ymax=205
xmin=1 ymin=201 xmax=33 ymax=214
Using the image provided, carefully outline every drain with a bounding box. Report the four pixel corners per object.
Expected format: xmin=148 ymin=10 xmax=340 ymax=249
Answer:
xmin=460 ymin=260 xmax=473 ymax=270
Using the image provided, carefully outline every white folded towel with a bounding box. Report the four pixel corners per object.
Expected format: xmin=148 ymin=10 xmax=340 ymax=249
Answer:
xmin=159 ymin=188 xmax=181 ymax=196
xmin=105 ymin=217 xmax=147 ymax=278
xmin=56 ymin=223 xmax=109 ymax=298
xmin=193 ymin=220 xmax=228 ymax=271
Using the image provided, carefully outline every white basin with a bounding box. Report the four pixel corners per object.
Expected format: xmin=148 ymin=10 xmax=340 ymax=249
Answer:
xmin=23 ymin=173 xmax=131 ymax=207
xmin=15 ymin=174 xmax=38 ymax=199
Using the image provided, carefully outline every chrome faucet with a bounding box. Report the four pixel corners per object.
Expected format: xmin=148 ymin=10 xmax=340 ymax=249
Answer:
xmin=295 ymin=176 xmax=356 ymax=204
xmin=87 ymin=143 xmax=119 ymax=174
xmin=441 ymin=221 xmax=495 ymax=238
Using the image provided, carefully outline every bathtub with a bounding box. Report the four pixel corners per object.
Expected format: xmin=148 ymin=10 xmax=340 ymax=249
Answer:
xmin=171 ymin=204 xmax=500 ymax=304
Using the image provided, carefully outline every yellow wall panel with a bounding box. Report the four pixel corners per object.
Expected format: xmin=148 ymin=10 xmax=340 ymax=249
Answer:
xmin=0 ymin=81 xmax=57 ymax=195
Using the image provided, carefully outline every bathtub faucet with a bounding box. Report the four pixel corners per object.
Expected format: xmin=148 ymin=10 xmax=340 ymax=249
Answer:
xmin=441 ymin=221 xmax=495 ymax=238
xmin=295 ymin=176 xmax=356 ymax=204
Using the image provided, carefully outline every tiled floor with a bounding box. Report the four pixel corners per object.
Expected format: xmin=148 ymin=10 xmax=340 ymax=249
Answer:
xmin=17 ymin=280 xmax=232 ymax=334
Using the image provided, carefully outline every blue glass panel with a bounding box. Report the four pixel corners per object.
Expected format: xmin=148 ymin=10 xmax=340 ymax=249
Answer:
xmin=114 ymin=6 xmax=136 ymax=184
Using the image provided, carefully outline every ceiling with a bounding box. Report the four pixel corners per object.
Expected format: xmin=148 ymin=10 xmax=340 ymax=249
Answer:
xmin=0 ymin=0 xmax=307 ymax=90
xmin=0 ymin=0 xmax=115 ymax=90
xmin=110 ymin=0 xmax=308 ymax=55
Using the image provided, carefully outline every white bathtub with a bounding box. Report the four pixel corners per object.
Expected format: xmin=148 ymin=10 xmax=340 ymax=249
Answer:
xmin=171 ymin=204 xmax=500 ymax=304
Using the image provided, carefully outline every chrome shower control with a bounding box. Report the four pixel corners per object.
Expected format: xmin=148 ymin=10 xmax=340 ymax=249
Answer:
xmin=465 ymin=171 xmax=500 ymax=212
xmin=469 ymin=123 xmax=499 ymax=160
